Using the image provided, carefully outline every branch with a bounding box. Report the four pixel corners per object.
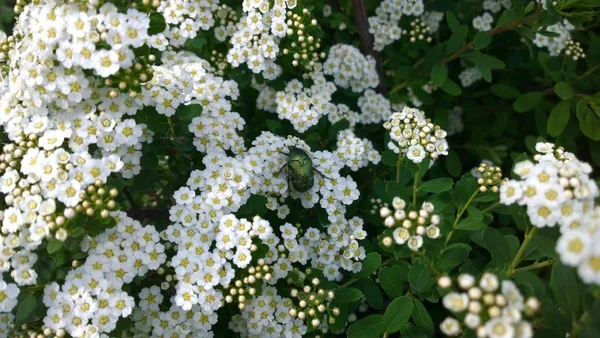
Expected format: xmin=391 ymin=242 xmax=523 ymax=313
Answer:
xmin=351 ymin=0 xmax=388 ymax=94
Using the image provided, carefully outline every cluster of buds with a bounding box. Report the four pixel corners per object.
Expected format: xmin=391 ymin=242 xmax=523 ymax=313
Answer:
xmin=564 ymin=38 xmax=585 ymax=61
xmin=408 ymin=18 xmax=432 ymax=43
xmin=223 ymin=258 xmax=273 ymax=310
xmin=0 ymin=33 xmax=16 ymax=65
xmin=380 ymin=197 xmax=441 ymax=251
xmin=213 ymin=4 xmax=238 ymax=42
xmin=437 ymin=273 xmax=540 ymax=337
xmin=474 ymin=162 xmax=506 ymax=193
xmin=106 ymin=56 xmax=155 ymax=98
xmin=384 ymin=107 xmax=449 ymax=164
xmin=288 ymin=276 xmax=336 ymax=329
xmin=209 ymin=50 xmax=228 ymax=77
xmin=369 ymin=198 xmax=385 ymax=216
xmin=75 ymin=182 xmax=119 ymax=219
xmin=282 ymin=9 xmax=325 ymax=71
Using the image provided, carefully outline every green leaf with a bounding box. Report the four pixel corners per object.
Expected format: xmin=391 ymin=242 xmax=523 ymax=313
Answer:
xmin=347 ymin=314 xmax=385 ymax=338
xmin=384 ymin=296 xmax=414 ymax=334
xmin=483 ymin=227 xmax=512 ymax=267
xmin=419 ymin=178 xmax=454 ymax=193
xmin=379 ymin=266 xmax=405 ymax=298
xmin=491 ymin=84 xmax=521 ymax=99
xmin=440 ymin=78 xmax=462 ymax=96
xmin=148 ymin=13 xmax=167 ymax=35
xmin=446 ymin=25 xmax=468 ymax=55
xmin=551 ymin=262 xmax=581 ymax=318
xmin=576 ymin=101 xmax=600 ymax=140
xmin=554 ymin=82 xmax=574 ymax=100
xmin=431 ymin=63 xmax=448 ymax=87
xmin=434 ymin=243 xmax=471 ymax=272
xmin=47 ymin=239 xmax=64 ymax=254
xmin=408 ymin=265 xmax=434 ymax=294
xmin=446 ymin=11 xmax=460 ymax=32
xmin=335 ymin=287 xmax=363 ymax=303
xmin=15 ymin=294 xmax=37 ymax=325
xmin=457 ymin=214 xmax=492 ymax=231
xmin=547 ymin=101 xmax=571 ymax=136
xmin=362 ymin=279 xmax=384 ymax=309
xmin=411 ymin=298 xmax=434 ymax=336
xmin=445 ymin=150 xmax=462 ymax=177
xmin=473 ymin=31 xmax=492 ymax=49
xmin=514 ymin=91 xmax=544 ymax=113
xmin=357 ymin=252 xmax=382 ymax=278
xmin=467 ymin=206 xmax=484 ymax=220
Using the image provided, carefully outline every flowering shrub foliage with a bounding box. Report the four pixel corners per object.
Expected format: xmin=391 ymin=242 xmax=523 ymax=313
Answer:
xmin=0 ymin=0 xmax=599 ymax=338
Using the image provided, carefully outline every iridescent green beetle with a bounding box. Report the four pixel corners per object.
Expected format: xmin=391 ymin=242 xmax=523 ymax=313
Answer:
xmin=279 ymin=146 xmax=319 ymax=193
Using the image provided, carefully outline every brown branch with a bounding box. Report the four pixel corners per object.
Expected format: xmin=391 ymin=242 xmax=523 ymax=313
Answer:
xmin=351 ymin=0 xmax=388 ymax=94
xmin=442 ymin=3 xmax=542 ymax=65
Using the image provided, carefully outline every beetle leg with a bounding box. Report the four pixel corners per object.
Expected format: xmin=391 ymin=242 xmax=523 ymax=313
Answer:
xmin=313 ymin=167 xmax=330 ymax=180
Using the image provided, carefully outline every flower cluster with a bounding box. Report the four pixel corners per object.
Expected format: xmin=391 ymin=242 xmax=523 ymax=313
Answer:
xmin=323 ymin=44 xmax=379 ymax=93
xmin=327 ymin=103 xmax=361 ymax=128
xmin=556 ymin=206 xmax=600 ymax=285
xmin=533 ymin=20 xmax=575 ymax=56
xmin=243 ymin=133 xmax=361 ymax=223
xmin=384 ymin=107 xmax=449 ymax=164
xmin=257 ymin=73 xmax=336 ymax=132
xmin=473 ymin=0 xmax=511 ymax=31
xmin=421 ymin=11 xmax=445 ymax=33
xmin=438 ymin=272 xmax=540 ymax=338
xmin=156 ymin=0 xmax=217 ymax=48
xmin=230 ymin=286 xmax=307 ymax=338
xmin=459 ymin=67 xmax=483 ymax=87
xmin=159 ymin=52 xmax=246 ymax=154
xmin=500 ymin=142 xmax=599 ymax=229
xmin=379 ymin=197 xmax=441 ymax=251
xmin=368 ymin=0 xmax=425 ymax=51
xmin=226 ymin=0 xmax=296 ymax=76
xmin=357 ymin=89 xmax=393 ymax=124
xmin=447 ymin=106 xmax=465 ymax=136
xmin=334 ymin=130 xmax=382 ymax=171
xmin=42 ymin=212 xmax=165 ymax=336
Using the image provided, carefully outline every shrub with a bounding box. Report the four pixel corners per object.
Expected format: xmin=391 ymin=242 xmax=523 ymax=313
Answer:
xmin=0 ymin=0 xmax=599 ymax=337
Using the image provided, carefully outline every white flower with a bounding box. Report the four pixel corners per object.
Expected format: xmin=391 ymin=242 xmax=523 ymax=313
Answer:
xmin=479 ymin=272 xmax=499 ymax=292
xmin=500 ymin=181 xmax=523 ymax=205
xmin=440 ymin=317 xmax=461 ymax=336
xmin=457 ymin=273 xmax=475 ymax=289
xmin=0 ymin=281 xmax=19 ymax=312
xmin=407 ymin=235 xmax=423 ymax=251
xmin=392 ymin=227 xmax=410 ymax=245
xmin=513 ymin=160 xmax=534 ymax=178
xmin=556 ymin=230 xmax=591 ymax=266
xmin=407 ymin=144 xmax=426 ymax=163
xmin=443 ymin=292 xmax=469 ymax=312
xmin=485 ymin=317 xmax=515 ymax=338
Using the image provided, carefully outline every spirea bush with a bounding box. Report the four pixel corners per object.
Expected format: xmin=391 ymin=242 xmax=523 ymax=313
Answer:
xmin=0 ymin=0 xmax=599 ymax=337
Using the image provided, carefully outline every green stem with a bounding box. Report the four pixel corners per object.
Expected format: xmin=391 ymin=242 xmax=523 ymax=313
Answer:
xmin=570 ymin=311 xmax=590 ymax=338
xmin=507 ymin=226 xmax=538 ymax=276
xmin=514 ymin=259 xmax=553 ymax=273
xmin=167 ymin=116 xmax=176 ymax=139
xmin=482 ymin=201 xmax=500 ymax=214
xmin=396 ymin=153 xmax=403 ymax=182
xmin=579 ymin=62 xmax=600 ymax=80
xmin=413 ymin=171 xmax=419 ymax=207
xmin=445 ymin=190 xmax=479 ymax=245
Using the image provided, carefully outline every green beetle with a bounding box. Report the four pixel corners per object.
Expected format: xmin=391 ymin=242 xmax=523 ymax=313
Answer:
xmin=279 ymin=146 xmax=318 ymax=193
